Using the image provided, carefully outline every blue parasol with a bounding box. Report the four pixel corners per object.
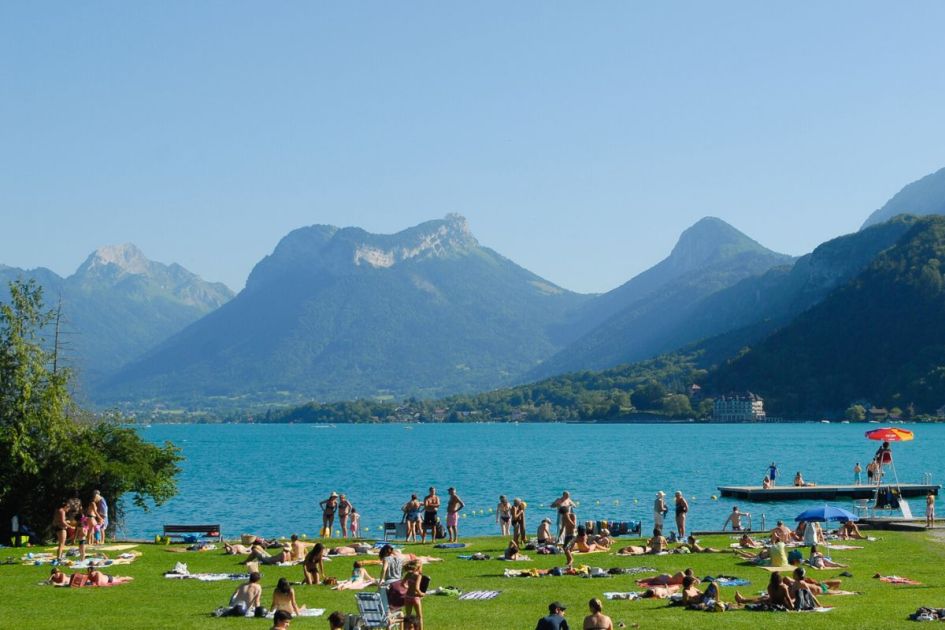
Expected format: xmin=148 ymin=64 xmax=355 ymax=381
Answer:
xmin=794 ymin=504 xmax=859 ymax=523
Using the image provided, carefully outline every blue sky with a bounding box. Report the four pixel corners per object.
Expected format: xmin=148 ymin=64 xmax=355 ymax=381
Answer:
xmin=2 ymin=2 xmax=944 ymax=293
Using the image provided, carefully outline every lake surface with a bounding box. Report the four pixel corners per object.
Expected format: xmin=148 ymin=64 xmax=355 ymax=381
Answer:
xmin=121 ymin=422 xmax=943 ymax=540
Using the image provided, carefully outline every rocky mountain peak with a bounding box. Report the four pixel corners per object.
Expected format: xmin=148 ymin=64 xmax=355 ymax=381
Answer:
xmin=76 ymin=243 xmax=153 ymax=277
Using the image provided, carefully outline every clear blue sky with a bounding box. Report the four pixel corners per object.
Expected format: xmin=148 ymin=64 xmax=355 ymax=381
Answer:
xmin=2 ymin=2 xmax=944 ymax=293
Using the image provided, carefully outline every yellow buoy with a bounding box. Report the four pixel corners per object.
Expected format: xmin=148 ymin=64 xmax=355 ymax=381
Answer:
xmin=712 ymin=495 xmax=718 ymax=500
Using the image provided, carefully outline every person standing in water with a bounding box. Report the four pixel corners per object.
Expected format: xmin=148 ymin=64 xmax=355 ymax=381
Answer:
xmin=445 ymin=487 xmax=465 ymax=543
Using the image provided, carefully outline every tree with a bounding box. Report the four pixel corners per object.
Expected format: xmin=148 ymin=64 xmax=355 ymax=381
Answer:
xmin=662 ymin=394 xmax=693 ymax=418
xmin=0 ymin=280 xmax=182 ymax=537
xmin=844 ymin=404 xmax=867 ymax=422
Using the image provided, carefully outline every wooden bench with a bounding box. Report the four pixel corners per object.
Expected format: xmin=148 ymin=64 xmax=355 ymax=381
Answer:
xmin=163 ymin=524 xmax=222 ymax=541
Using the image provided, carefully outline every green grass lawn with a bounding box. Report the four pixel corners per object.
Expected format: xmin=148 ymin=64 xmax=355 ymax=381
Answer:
xmin=0 ymin=531 xmax=942 ymax=629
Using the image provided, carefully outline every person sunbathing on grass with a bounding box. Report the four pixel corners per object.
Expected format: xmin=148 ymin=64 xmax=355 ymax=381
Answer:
xmin=86 ymin=566 xmax=134 ymax=586
xmin=770 ymin=520 xmax=795 ymax=544
xmin=590 ymin=528 xmax=613 ymax=549
xmin=837 ymin=520 xmax=866 ymax=540
xmin=737 ymin=533 xmax=762 ymax=548
xmin=643 ymin=568 xmax=698 ymax=587
xmin=224 ymin=542 xmax=253 ymax=555
xmin=216 ymin=571 xmax=262 ymax=617
xmin=47 ymin=567 xmax=69 ymax=586
xmin=617 ymin=526 xmax=667 ymax=555
xmin=784 ymin=567 xmax=835 ymax=604
xmin=809 ymin=544 xmax=846 ymax=568
xmin=504 ymin=540 xmax=523 ymax=561
xmin=245 ymin=542 xmax=293 ymax=565
xmin=681 ymin=535 xmax=721 ymax=553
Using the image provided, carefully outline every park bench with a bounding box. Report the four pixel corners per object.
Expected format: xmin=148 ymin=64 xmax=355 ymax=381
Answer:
xmin=162 ymin=524 xmax=222 ymax=541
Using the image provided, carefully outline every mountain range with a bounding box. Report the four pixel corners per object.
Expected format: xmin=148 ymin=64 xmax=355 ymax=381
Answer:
xmin=99 ymin=215 xmax=591 ymax=405
xmin=6 ymin=164 xmax=945 ymax=416
xmin=0 ymin=244 xmax=233 ymax=389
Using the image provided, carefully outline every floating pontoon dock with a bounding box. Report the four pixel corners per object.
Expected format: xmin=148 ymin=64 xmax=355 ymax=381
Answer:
xmin=718 ymin=483 xmax=939 ymax=501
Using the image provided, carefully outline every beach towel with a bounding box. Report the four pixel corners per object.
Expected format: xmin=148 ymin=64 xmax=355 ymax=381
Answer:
xmin=165 ymin=563 xmax=249 ymax=582
xmin=263 ymin=608 xmax=325 ymax=618
xmin=89 ymin=544 xmax=139 ymax=552
xmin=824 ymin=544 xmax=863 ymax=551
xmin=332 ymin=577 xmax=378 ymax=591
xmin=498 ymin=555 xmax=532 ymax=562
xmin=458 ymin=553 xmax=491 ymax=560
xmin=372 ymin=542 xmax=400 ymax=549
xmin=433 ymin=543 xmax=466 ymax=549
xmin=25 ymin=552 xmax=140 ymax=568
xmin=458 ymin=590 xmax=501 ymax=600
xmin=876 ymin=575 xmax=922 ymax=585
xmin=703 ymin=575 xmax=750 ymax=587
xmin=608 ymin=566 xmax=657 ymax=575
xmin=615 ymin=550 xmax=668 ymax=557
xmin=604 ymin=592 xmax=642 ymax=601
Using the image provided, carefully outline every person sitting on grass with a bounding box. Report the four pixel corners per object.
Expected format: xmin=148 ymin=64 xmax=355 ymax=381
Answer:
xmin=537 ymin=518 xmax=554 ymax=545
xmin=770 ymin=520 xmax=794 ymax=544
xmin=809 ymin=544 xmax=846 ymax=568
xmin=535 ymin=601 xmax=568 ymax=630
xmin=271 ymin=609 xmax=292 ymax=629
xmin=591 ymin=528 xmax=613 ymax=549
xmin=616 ymin=526 xmax=667 ymax=555
xmin=837 ymin=520 xmax=866 ymax=540
xmin=327 ymin=611 xmax=346 ymax=630
xmin=679 ymin=575 xmax=723 ymax=610
xmin=737 ymin=532 xmax=761 ymax=548
xmin=564 ymin=526 xmax=606 ymax=567
xmin=583 ymin=597 xmax=613 ymax=630
xmin=785 ymin=567 xmax=824 ymax=610
xmin=216 ymin=571 xmax=262 ymax=617
xmin=734 ymin=571 xmax=794 ymax=610
xmin=504 ymin=540 xmax=523 ymax=561
xmin=271 ymin=577 xmax=301 ymax=615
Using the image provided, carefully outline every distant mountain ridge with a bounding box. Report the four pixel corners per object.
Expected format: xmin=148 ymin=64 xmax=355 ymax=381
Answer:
xmin=0 ymin=244 xmax=233 ymax=386
xmin=861 ymin=166 xmax=945 ymax=229
xmin=531 ymin=217 xmax=793 ymax=378
xmin=100 ymin=215 xmax=591 ymax=406
xmin=708 ymin=215 xmax=945 ymax=415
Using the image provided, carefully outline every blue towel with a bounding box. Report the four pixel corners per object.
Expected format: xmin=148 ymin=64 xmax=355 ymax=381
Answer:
xmin=434 ymin=543 xmax=467 ymax=549
xmin=703 ymin=575 xmax=750 ymax=587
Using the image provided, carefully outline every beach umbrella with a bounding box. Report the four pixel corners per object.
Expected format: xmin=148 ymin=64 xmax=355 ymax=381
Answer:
xmin=794 ymin=504 xmax=859 ymax=523
xmin=864 ymin=427 xmax=914 ymax=442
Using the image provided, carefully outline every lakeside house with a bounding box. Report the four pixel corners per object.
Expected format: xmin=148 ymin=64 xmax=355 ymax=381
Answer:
xmin=713 ymin=392 xmax=766 ymax=422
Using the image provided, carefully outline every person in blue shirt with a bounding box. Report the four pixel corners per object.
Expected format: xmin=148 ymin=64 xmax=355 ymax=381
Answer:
xmin=535 ymin=601 xmax=569 ymax=630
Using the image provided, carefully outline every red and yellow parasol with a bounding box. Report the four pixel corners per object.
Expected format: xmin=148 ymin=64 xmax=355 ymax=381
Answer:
xmin=864 ymin=426 xmax=914 ymax=442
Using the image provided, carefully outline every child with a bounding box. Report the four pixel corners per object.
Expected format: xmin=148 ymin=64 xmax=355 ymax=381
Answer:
xmin=349 ymin=508 xmax=360 ymax=538
xmin=402 ymin=561 xmax=425 ymax=629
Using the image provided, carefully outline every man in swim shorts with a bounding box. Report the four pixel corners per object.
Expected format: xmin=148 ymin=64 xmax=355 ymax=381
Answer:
xmin=446 ymin=487 xmax=465 ymax=543
xmin=421 ymin=487 xmax=440 ymax=543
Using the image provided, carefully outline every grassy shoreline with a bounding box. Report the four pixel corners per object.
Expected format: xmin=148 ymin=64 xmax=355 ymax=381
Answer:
xmin=0 ymin=532 xmax=941 ymax=628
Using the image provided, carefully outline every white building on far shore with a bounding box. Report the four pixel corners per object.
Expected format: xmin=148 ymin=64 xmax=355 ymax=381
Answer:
xmin=713 ymin=392 xmax=766 ymax=422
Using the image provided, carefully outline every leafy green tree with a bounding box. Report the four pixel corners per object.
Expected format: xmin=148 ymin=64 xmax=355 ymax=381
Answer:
xmin=662 ymin=394 xmax=693 ymax=418
xmin=844 ymin=404 xmax=867 ymax=422
xmin=0 ymin=280 xmax=182 ymax=537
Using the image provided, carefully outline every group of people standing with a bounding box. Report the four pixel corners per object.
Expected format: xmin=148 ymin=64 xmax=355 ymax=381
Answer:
xmin=318 ymin=492 xmax=358 ymax=538
xmin=652 ymin=490 xmax=689 ymax=538
xmin=52 ymin=490 xmax=108 ymax=559
xmin=402 ymin=487 xmax=465 ymax=543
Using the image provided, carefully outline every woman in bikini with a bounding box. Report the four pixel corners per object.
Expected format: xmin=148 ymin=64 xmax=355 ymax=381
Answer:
xmin=551 ymin=491 xmax=576 ymax=542
xmin=270 ymin=577 xmax=301 ymax=615
xmin=82 ymin=499 xmax=101 ymax=545
xmin=735 ymin=571 xmax=794 ymax=609
xmin=401 ymin=561 xmax=425 ymax=629
xmin=302 ymin=542 xmax=326 ymax=585
xmin=320 ymin=492 xmax=339 ymax=538
xmin=403 ymin=494 xmax=422 ymax=542
xmin=53 ymin=499 xmax=69 ymax=559
xmin=582 ymin=598 xmax=614 ymax=630
xmin=674 ymin=491 xmax=688 ymax=538
xmin=338 ymin=494 xmax=353 ymax=539
xmin=496 ymin=496 xmax=511 ymax=537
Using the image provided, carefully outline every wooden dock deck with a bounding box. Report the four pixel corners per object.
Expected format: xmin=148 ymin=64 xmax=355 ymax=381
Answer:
xmin=718 ymin=483 xmax=939 ymax=501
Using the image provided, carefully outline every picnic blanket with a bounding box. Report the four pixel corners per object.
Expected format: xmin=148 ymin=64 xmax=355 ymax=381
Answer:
xmin=876 ymin=575 xmax=922 ymax=585
xmin=458 ymin=590 xmax=501 ymax=601
xmin=604 ymin=592 xmax=642 ymax=601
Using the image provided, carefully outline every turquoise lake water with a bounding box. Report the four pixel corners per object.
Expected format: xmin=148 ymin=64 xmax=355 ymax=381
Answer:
xmin=122 ymin=422 xmax=943 ymax=540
